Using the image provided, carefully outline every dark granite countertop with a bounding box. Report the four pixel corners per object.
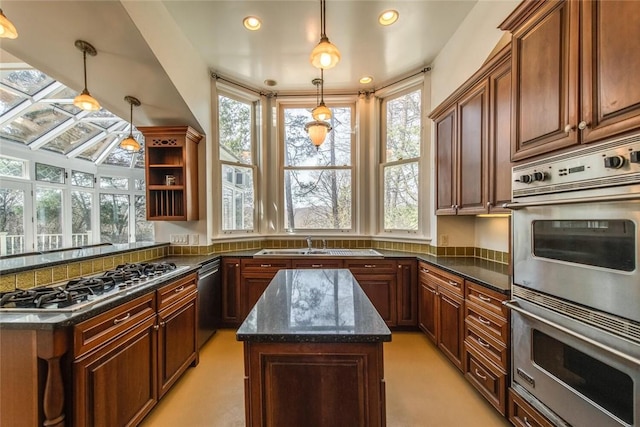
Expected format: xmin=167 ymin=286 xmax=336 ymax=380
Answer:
xmin=0 ymin=265 xmax=200 ymax=330
xmin=416 ymin=255 xmax=510 ymax=294
xmin=0 ymin=242 xmax=170 ymax=275
xmin=237 ymin=269 xmax=392 ymax=344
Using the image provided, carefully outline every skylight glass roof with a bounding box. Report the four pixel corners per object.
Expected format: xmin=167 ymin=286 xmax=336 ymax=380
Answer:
xmin=0 ymin=67 xmax=144 ymax=168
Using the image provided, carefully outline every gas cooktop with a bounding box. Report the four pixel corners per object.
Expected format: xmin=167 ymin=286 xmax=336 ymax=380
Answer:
xmin=0 ymin=262 xmax=192 ymax=313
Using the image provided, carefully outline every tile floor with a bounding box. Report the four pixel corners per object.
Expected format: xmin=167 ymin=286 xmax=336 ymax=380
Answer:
xmin=141 ymin=330 xmax=510 ymax=427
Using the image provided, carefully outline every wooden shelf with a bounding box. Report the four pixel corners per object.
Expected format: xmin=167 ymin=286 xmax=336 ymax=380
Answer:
xmin=139 ymin=126 xmax=202 ymax=221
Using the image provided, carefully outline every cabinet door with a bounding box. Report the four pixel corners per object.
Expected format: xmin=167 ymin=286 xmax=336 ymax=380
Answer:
xmin=353 ymin=274 xmax=397 ymax=326
xmin=511 ymin=0 xmax=579 ymax=160
xmin=396 ymin=259 xmax=417 ymax=326
xmin=418 ymin=273 xmax=438 ymax=343
xmin=243 ymin=276 xmax=274 ymax=316
xmin=221 ymin=258 xmax=241 ymax=327
xmin=457 ymin=81 xmax=489 ymax=215
xmin=435 ymin=106 xmax=457 ymax=214
xmin=74 ymin=317 xmax=158 ymax=427
xmin=157 ymin=292 xmax=198 ymax=398
xmin=488 ymin=58 xmax=513 ymax=213
xmin=581 ymin=0 xmax=640 ymax=143
xmin=291 ymin=258 xmax=343 ymax=269
xmin=438 ymin=288 xmax=465 ymax=371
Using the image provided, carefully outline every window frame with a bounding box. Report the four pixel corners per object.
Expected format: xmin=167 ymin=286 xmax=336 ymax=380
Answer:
xmin=277 ymin=98 xmax=357 ymax=234
xmin=216 ymin=86 xmax=259 ymax=235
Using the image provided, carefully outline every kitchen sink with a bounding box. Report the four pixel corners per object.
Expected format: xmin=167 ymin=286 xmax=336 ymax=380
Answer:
xmin=254 ymin=248 xmax=383 ymax=257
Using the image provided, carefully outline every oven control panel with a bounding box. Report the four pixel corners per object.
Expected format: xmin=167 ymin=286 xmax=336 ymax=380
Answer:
xmin=512 ymin=135 xmax=640 ymax=199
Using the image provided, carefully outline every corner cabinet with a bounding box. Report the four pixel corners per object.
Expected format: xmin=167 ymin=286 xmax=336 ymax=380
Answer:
xmin=501 ymin=0 xmax=640 ymax=161
xmin=139 ymin=126 xmax=202 ymax=221
xmin=430 ymin=46 xmax=512 ymax=215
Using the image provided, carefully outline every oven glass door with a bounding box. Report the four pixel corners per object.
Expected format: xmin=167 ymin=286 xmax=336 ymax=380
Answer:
xmin=512 ymin=201 xmax=640 ymax=323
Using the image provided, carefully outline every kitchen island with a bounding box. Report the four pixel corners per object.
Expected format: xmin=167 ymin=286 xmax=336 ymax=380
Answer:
xmin=237 ymin=268 xmax=391 ymax=427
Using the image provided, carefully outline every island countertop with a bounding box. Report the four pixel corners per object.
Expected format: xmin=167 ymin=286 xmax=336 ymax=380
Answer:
xmin=237 ymin=268 xmax=392 ymax=344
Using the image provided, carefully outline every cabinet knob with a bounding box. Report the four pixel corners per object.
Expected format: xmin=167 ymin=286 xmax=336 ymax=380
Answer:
xmin=160 ymin=320 xmax=166 ymax=327
xmin=235 ymin=263 xmax=239 ymax=267
xmin=564 ymin=124 xmax=575 ymax=133
xmin=486 ymin=202 xmax=492 ymax=208
xmin=578 ymin=121 xmax=590 ymax=130
xmin=153 ymin=324 xmax=160 ymax=331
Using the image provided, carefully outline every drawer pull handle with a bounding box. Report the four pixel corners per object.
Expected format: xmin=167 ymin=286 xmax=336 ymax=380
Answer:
xmin=364 ymin=264 xmax=376 ymax=268
xmin=478 ymin=294 xmax=491 ymax=302
xmin=448 ymin=280 xmax=459 ymax=287
xmin=311 ymin=264 xmax=323 ymax=268
xmin=260 ymin=264 xmax=272 ymax=268
xmin=113 ymin=313 xmax=131 ymax=324
xmin=478 ymin=316 xmax=491 ymax=325
xmin=427 ymin=287 xmax=436 ymax=294
xmin=477 ymin=337 xmax=491 ymax=348
xmin=174 ymin=285 xmax=185 ymax=293
xmin=420 ymin=268 xmax=429 ymax=273
xmin=474 ymin=369 xmax=487 ymax=380
xmin=523 ymin=416 xmax=532 ymax=427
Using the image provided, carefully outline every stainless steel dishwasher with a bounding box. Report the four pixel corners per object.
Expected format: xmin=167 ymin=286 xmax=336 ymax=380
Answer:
xmin=197 ymin=259 xmax=221 ymax=348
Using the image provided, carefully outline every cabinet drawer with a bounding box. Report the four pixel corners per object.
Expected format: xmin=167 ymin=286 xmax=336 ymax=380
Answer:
xmin=465 ymin=321 xmax=508 ymax=369
xmin=344 ymin=259 xmax=396 ymax=274
xmin=241 ymin=258 xmax=290 ymax=273
xmin=157 ymin=273 xmax=197 ymax=311
xmin=466 ymin=301 xmax=508 ymax=343
xmin=421 ymin=264 xmax=463 ymax=297
xmin=74 ymin=292 xmax=156 ymax=358
xmin=464 ymin=346 xmax=506 ymax=415
xmin=508 ymin=389 xmax=555 ymax=427
xmin=291 ymin=259 xmax=344 ymax=269
xmin=465 ymin=281 xmax=508 ymax=318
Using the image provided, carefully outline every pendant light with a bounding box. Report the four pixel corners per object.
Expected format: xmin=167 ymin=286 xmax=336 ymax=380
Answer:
xmin=305 ymin=77 xmax=332 ymax=149
xmin=0 ymin=9 xmax=18 ymax=39
xmin=309 ymin=0 xmax=341 ymax=70
xmin=73 ymin=40 xmax=101 ymax=111
xmin=121 ymin=96 xmax=141 ymax=152
xmin=312 ymin=69 xmax=332 ymax=121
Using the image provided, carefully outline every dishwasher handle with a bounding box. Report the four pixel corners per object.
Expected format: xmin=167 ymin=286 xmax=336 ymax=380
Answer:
xmin=199 ymin=268 xmax=219 ymax=280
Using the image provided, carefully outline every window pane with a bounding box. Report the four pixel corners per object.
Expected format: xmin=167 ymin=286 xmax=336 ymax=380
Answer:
xmin=71 ymin=170 xmax=94 ymax=188
xmin=43 ymin=122 xmax=102 ymax=155
xmin=100 ymin=176 xmax=129 ymax=190
xmin=71 ymin=190 xmax=92 ymax=246
xmin=221 ymin=164 xmax=254 ymax=231
xmin=0 ymin=69 xmax=55 ymax=96
xmin=284 ymin=107 xmax=352 ymax=167
xmin=0 ymin=156 xmax=26 ymax=178
xmin=36 ymin=163 xmax=65 ymax=183
xmin=284 ymin=169 xmax=352 ymax=230
xmin=219 ymin=95 xmax=252 ymax=164
xmin=0 ymin=187 xmax=26 ymax=255
xmin=135 ymin=195 xmax=154 ymax=242
xmin=0 ymin=86 xmax=23 ymax=115
xmin=384 ymin=162 xmax=419 ymax=230
xmin=134 ymin=179 xmax=145 ymax=191
xmin=36 ymin=187 xmax=63 ymax=251
xmin=103 ymin=143 xmax=138 ymax=167
xmin=385 ymin=89 xmax=421 ymax=162
xmin=100 ymin=194 xmax=130 ymax=243
xmin=0 ymin=103 xmax=70 ymax=144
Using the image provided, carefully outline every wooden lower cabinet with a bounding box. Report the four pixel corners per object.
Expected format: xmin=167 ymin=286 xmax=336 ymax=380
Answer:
xmin=244 ymin=341 xmax=386 ymax=427
xmin=508 ymin=389 xmax=554 ymax=427
xmin=74 ymin=316 xmax=158 ymax=426
xmin=221 ymin=258 xmax=241 ymax=327
xmin=345 ymin=260 xmax=398 ymax=327
xmin=464 ymin=345 xmax=506 ymax=415
xmin=396 ymin=259 xmax=417 ymax=326
xmin=417 ymin=262 xmax=465 ymax=371
xmin=241 ymin=258 xmax=290 ymax=316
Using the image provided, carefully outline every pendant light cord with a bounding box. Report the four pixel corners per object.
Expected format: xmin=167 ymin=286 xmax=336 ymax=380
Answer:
xmin=128 ymin=101 xmax=134 ymax=137
xmin=82 ymin=50 xmax=88 ymax=90
xmin=320 ymin=69 xmax=325 ymax=104
xmin=320 ymin=0 xmax=326 ymax=38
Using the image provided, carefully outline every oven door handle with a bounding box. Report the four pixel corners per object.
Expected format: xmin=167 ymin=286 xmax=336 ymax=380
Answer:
xmin=504 ymin=300 xmax=640 ymax=366
xmin=503 ymin=193 xmax=640 ymax=210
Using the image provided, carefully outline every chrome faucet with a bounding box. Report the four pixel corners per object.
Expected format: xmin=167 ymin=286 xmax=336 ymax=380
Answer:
xmin=306 ymin=236 xmax=313 ymax=250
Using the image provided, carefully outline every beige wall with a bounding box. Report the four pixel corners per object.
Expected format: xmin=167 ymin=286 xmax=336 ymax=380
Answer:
xmin=429 ymin=0 xmax=519 ymax=253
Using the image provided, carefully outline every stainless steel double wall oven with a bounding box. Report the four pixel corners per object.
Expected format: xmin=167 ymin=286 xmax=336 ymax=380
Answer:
xmin=507 ymin=135 xmax=640 ymax=427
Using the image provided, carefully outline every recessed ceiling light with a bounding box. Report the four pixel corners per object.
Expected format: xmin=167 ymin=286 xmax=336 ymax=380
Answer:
xmin=378 ymin=10 xmax=399 ymax=26
xmin=359 ymin=76 xmax=373 ymax=84
xmin=243 ymin=16 xmax=262 ymax=31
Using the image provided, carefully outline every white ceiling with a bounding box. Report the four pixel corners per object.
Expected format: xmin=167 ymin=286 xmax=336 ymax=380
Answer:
xmin=0 ymin=0 xmax=478 ymax=134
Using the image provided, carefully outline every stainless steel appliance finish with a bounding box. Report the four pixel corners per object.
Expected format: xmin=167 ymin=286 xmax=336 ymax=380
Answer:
xmin=509 ymin=135 xmax=640 ymax=323
xmin=508 ymin=294 xmax=640 ymax=427
xmin=508 ymin=134 xmax=640 ymax=426
xmin=197 ymin=259 xmax=220 ymax=348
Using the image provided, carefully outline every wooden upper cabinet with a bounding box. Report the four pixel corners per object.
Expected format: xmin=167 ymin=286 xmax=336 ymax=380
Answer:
xmin=502 ymin=0 xmax=640 ymax=161
xmin=580 ymin=0 xmax=640 ymax=143
xmin=431 ymin=47 xmax=510 ymax=216
xmin=139 ymin=126 xmax=202 ymax=221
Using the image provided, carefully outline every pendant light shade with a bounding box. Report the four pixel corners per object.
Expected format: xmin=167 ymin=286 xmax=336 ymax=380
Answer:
xmin=121 ymin=96 xmax=141 ymax=152
xmin=305 ymin=120 xmax=332 ymax=148
xmin=310 ymin=0 xmax=340 ymax=70
xmin=73 ymin=40 xmax=100 ymax=111
xmin=0 ymin=9 xmax=18 ymax=39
